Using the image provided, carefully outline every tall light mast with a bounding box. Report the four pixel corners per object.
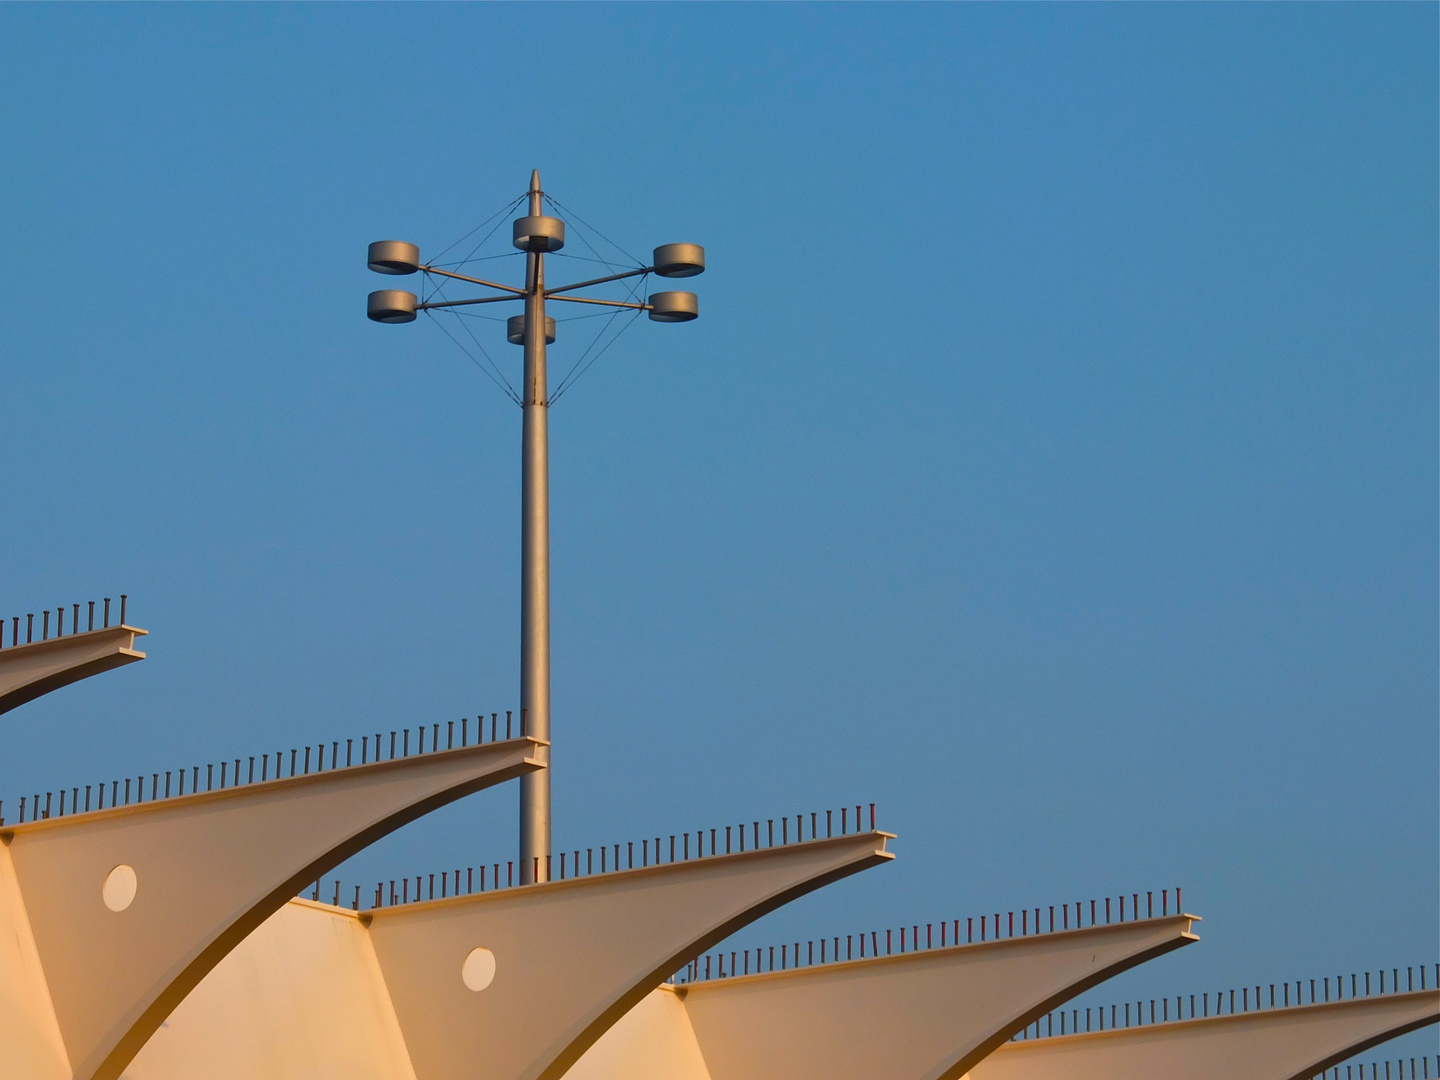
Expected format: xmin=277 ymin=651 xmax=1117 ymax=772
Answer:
xmin=517 ymin=170 xmax=554 ymax=879
xmin=365 ymin=173 xmax=704 ymax=882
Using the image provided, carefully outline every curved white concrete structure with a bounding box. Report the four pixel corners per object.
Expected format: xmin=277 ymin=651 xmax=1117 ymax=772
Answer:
xmin=966 ymin=989 xmax=1440 ymax=1080
xmin=1 ymin=736 xmax=545 ymax=1080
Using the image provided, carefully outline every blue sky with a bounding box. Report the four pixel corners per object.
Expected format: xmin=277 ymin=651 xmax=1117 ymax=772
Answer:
xmin=1 ymin=3 xmax=1435 ymax=1062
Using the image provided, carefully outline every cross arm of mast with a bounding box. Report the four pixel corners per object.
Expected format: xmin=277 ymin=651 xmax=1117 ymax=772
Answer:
xmin=544 ymin=267 xmax=651 ymax=296
xmin=417 ymin=294 xmax=524 ymax=311
xmin=545 ymin=294 xmax=650 ymax=311
xmin=421 ymin=265 xmax=526 ymax=295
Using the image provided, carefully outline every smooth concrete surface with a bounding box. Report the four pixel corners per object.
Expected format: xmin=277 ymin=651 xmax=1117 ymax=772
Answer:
xmin=0 ymin=844 xmax=69 ymax=1080
xmin=115 ymin=834 xmax=892 ymax=1080
xmin=368 ymin=831 xmax=894 ymax=1080
xmin=125 ymin=901 xmax=416 ymax=1080
xmin=121 ymin=892 xmax=1429 ymax=1080
xmin=680 ymin=914 xmax=1199 ymax=1080
xmin=964 ymin=990 xmax=1440 ymax=1080
xmin=0 ymin=624 xmax=146 ymax=715
xmin=561 ymin=986 xmax=711 ymax=1080
xmin=3 ymin=736 xmax=546 ymax=1080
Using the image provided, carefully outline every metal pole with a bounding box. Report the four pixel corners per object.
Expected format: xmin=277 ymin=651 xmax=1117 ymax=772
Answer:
xmin=519 ymin=169 xmax=551 ymax=882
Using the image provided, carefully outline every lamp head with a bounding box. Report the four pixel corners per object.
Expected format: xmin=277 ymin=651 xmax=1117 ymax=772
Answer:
xmin=367 ymin=241 xmax=420 ymax=275
xmin=367 ymin=290 xmax=418 ymax=323
xmin=652 ymin=244 xmax=705 ymax=278
xmin=648 ymin=291 xmax=699 ymax=322
xmin=512 ymin=216 xmax=566 ymax=253
xmin=507 ymin=315 xmax=557 ymax=345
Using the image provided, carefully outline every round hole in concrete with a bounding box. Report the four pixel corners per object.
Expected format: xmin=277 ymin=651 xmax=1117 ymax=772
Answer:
xmin=103 ymin=864 xmax=137 ymax=912
xmin=462 ymin=946 xmax=496 ymax=992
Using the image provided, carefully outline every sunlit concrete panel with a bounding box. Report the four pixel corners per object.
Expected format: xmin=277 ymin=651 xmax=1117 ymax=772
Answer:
xmin=0 ymin=624 xmax=146 ymax=715
xmin=368 ymin=831 xmax=894 ymax=1080
xmin=681 ymin=914 xmax=1198 ymax=1080
xmin=3 ymin=736 xmax=546 ymax=1080
xmin=965 ymin=990 xmax=1440 ymax=1080
xmin=0 ymin=844 xmax=69 ymax=1080
xmin=556 ymin=985 xmax=711 ymax=1080
xmin=126 ymin=900 xmax=415 ymax=1080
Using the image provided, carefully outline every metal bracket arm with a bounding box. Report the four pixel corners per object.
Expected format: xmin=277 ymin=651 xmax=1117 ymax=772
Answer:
xmin=421 ymin=266 xmax=526 ymax=295
xmin=418 ymin=294 xmax=523 ymax=311
xmin=544 ymin=295 xmax=650 ymax=311
xmin=544 ymin=267 xmax=651 ymax=295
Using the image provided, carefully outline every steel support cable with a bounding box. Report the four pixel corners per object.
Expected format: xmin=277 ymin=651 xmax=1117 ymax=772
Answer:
xmin=424 ymin=309 xmax=522 ymax=406
xmin=434 ymin=251 xmax=523 ymax=268
xmin=546 ymin=251 xmax=628 ymax=268
xmin=451 ymin=307 xmax=522 ymax=404
xmin=549 ymin=260 xmax=645 ymax=397
xmin=549 ymin=307 xmax=631 ymax=324
xmin=428 ymin=192 xmax=528 ymax=267
xmin=548 ymin=259 xmax=649 ymax=399
xmin=618 ymin=263 xmax=648 ymax=303
xmin=449 ymin=307 xmax=512 ymax=322
xmin=426 ymin=192 xmax=526 ymax=266
xmin=420 ymin=190 xmax=650 ymax=404
xmin=426 ymin=307 xmax=518 ymax=402
xmin=551 ymin=309 xmax=642 ymax=404
xmin=420 ymin=270 xmax=449 ymax=307
xmin=544 ymin=194 xmax=644 ymax=266
xmin=541 ymin=197 xmax=641 ymax=285
xmin=541 ymin=195 xmax=619 ymax=273
xmin=541 ymin=201 xmax=648 ymax=400
xmin=550 ymin=307 xmax=644 ymax=405
xmin=420 ymin=275 xmax=519 ymax=309
xmin=420 ymin=271 xmax=467 ymax=309
xmin=452 ymin=203 xmax=527 ymax=270
xmin=423 ymin=268 xmax=520 ymax=401
xmin=551 ymin=305 xmax=626 ymax=397
xmin=561 ymin=219 xmax=620 ymax=278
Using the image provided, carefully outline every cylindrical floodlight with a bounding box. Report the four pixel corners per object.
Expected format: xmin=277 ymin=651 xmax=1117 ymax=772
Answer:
xmin=507 ymin=315 xmax=557 ymax=345
xmin=367 ymin=290 xmax=418 ymax=323
xmin=368 ymin=241 xmax=421 ymax=275
xmin=647 ymin=291 xmax=699 ymax=322
xmin=652 ymin=244 xmax=705 ymax=278
xmin=512 ymin=216 xmax=566 ymax=253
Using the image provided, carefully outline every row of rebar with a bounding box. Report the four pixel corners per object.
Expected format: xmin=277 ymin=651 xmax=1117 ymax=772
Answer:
xmin=0 ymin=596 xmax=126 ymax=648
xmin=310 ymin=804 xmax=880 ymax=910
xmin=1315 ymin=1056 xmax=1439 ymax=1079
xmin=674 ymin=888 xmax=1184 ymax=983
xmin=1010 ymin=964 xmax=1438 ymax=1041
xmin=1 ymin=711 xmax=528 ymax=826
